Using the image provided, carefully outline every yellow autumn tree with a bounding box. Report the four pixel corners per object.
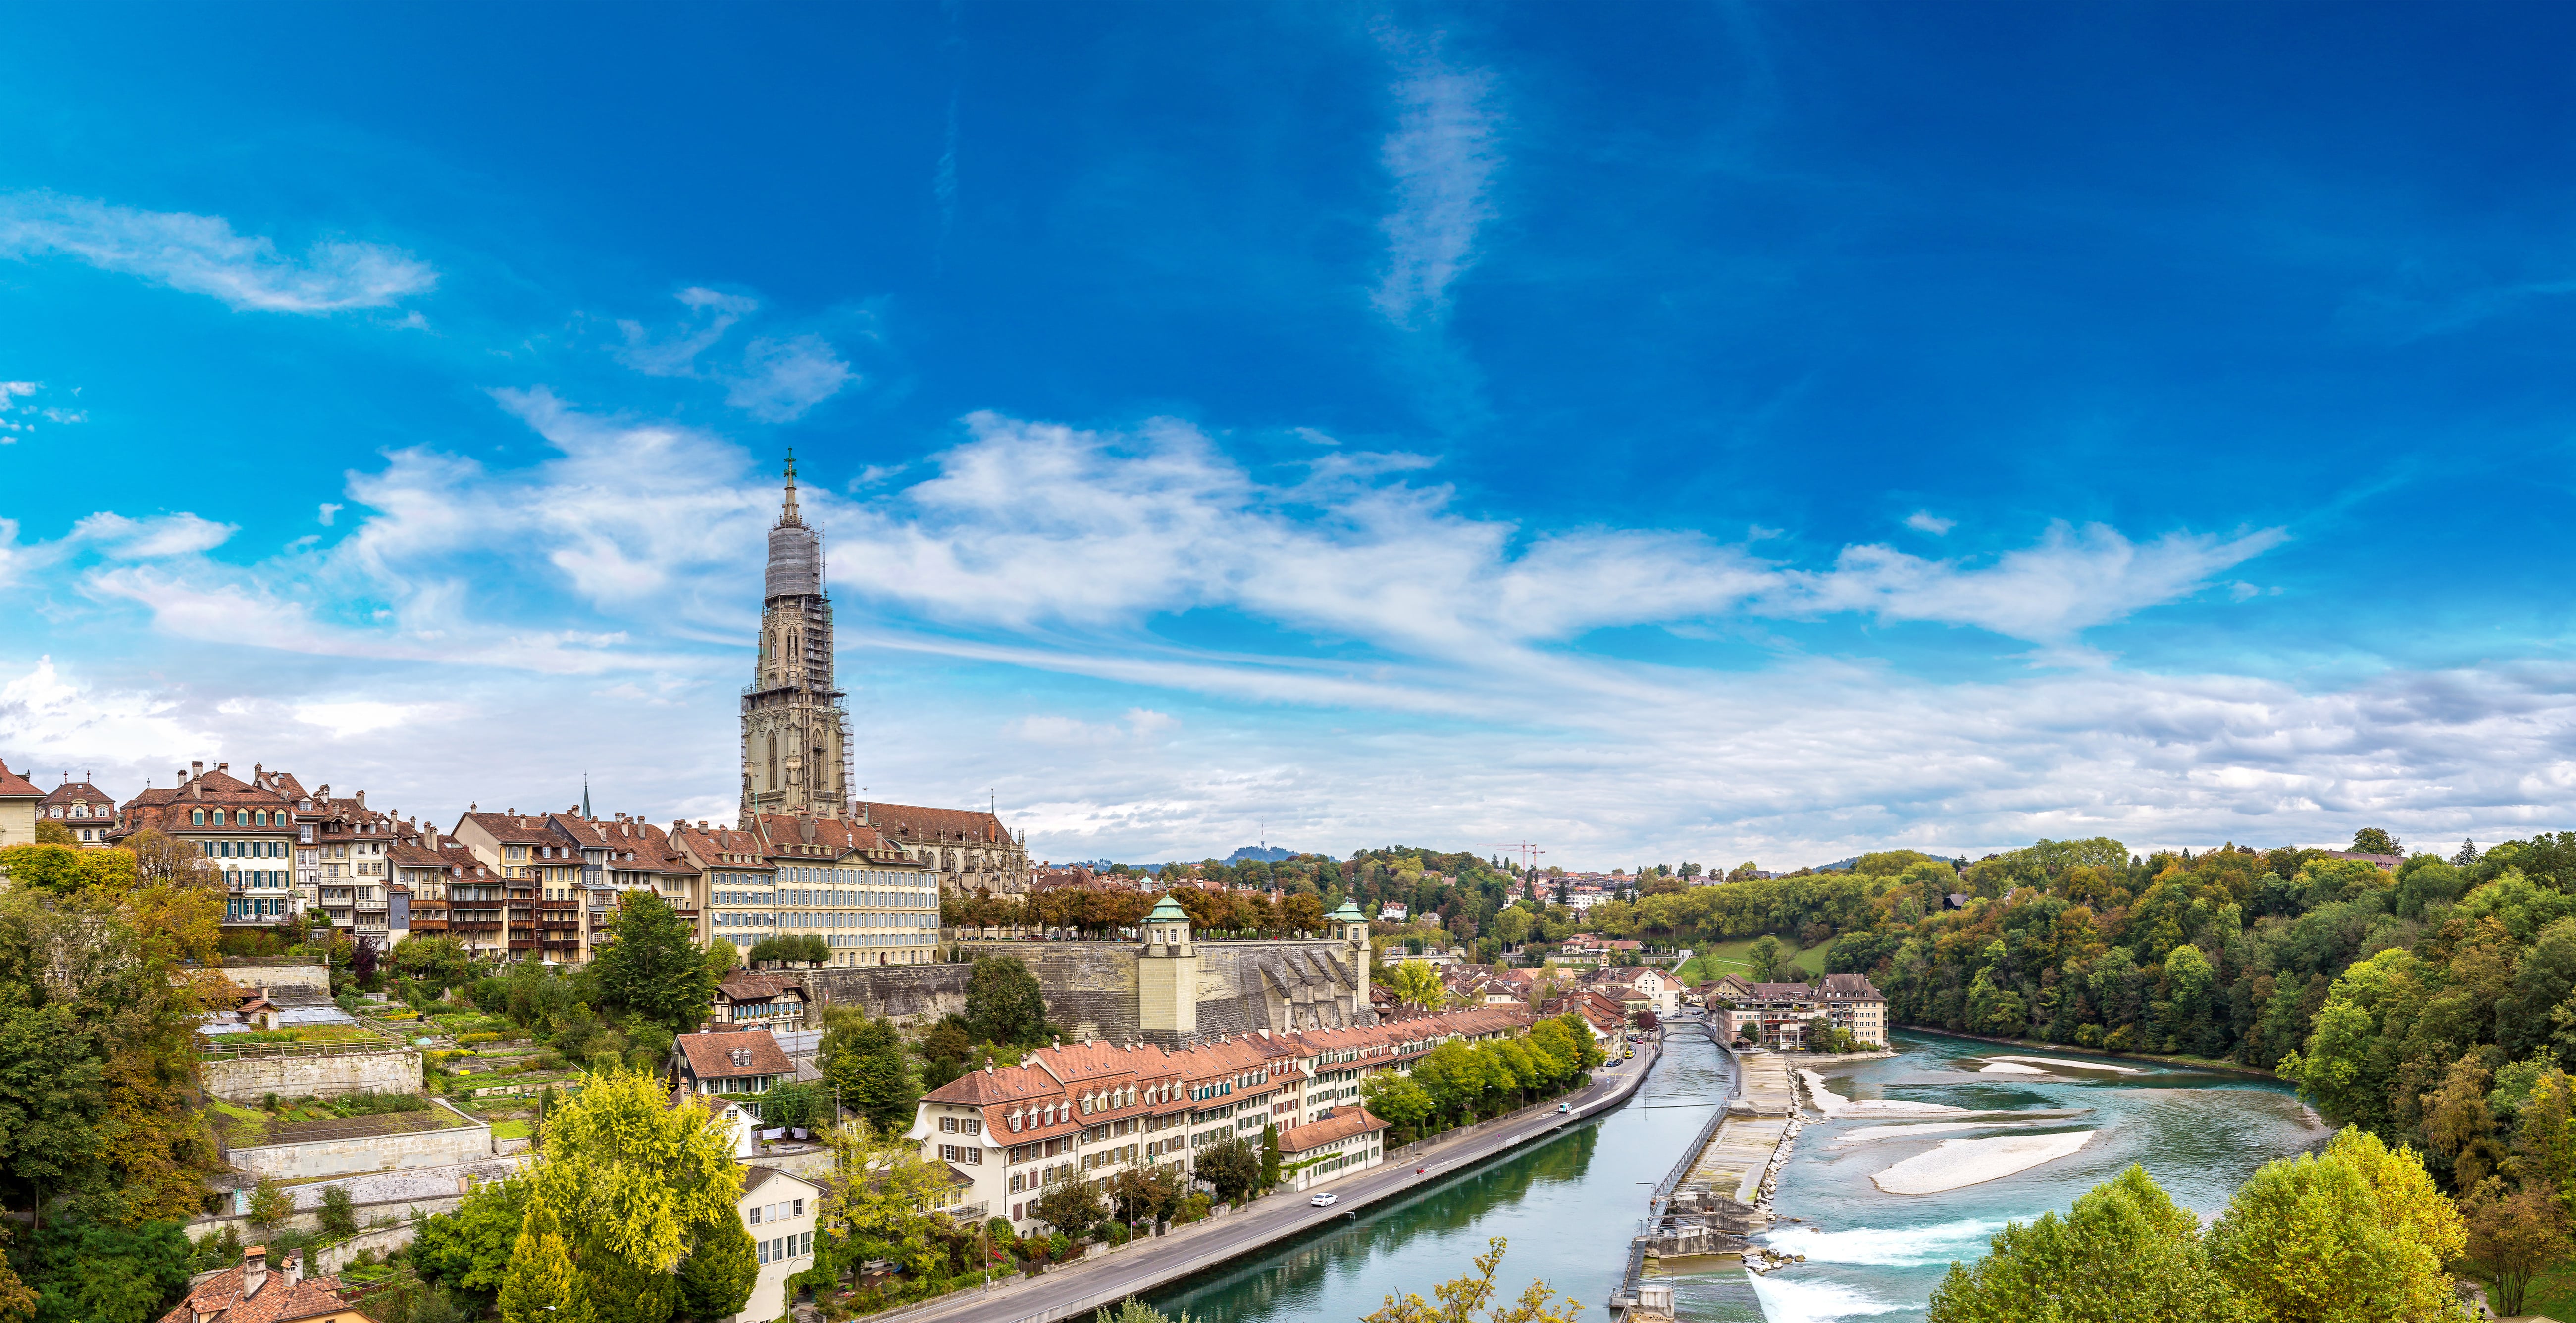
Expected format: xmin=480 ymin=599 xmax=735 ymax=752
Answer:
xmin=1384 ymin=960 xmax=1449 ymax=1011
xmin=1363 ymin=1238 xmax=1580 ymax=1323
xmin=818 ymin=1117 xmax=962 ymax=1276
xmin=2205 ymin=1127 xmax=2465 ymax=1323
xmin=532 ymin=1068 xmax=744 ymax=1274
xmin=500 ymin=1192 xmax=593 ymax=1323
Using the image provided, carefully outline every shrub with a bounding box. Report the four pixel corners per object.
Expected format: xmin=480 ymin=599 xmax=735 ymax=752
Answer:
xmin=319 ymin=1186 xmax=359 ymax=1240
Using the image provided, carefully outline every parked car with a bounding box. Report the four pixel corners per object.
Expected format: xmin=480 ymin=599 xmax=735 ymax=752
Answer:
xmin=1310 ymin=1192 xmax=1339 ymax=1207
xmin=1557 ymin=1102 xmax=1571 ymax=1113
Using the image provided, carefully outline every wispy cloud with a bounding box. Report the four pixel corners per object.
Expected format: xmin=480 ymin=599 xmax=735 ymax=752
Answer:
xmin=0 ymin=381 xmax=84 ymax=438
xmin=728 ymin=335 xmax=856 ymax=422
xmin=613 ymin=290 xmax=856 ymax=421
xmin=1370 ymin=28 xmax=1503 ymax=331
xmin=614 ymin=287 xmax=759 ymax=376
xmin=1906 ymin=510 xmax=1955 ymax=535
xmin=0 ymin=191 xmax=435 ymax=313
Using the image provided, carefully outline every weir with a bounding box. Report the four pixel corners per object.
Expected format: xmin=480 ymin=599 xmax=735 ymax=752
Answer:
xmin=1612 ymin=1026 xmax=1806 ymax=1322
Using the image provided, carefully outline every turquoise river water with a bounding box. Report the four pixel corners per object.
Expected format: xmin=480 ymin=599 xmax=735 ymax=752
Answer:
xmin=1147 ymin=1029 xmax=2327 ymax=1323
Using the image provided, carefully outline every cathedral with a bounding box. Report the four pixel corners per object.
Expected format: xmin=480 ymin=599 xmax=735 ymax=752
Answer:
xmin=739 ymin=454 xmax=853 ymax=823
xmin=737 ymin=455 xmax=1032 ymax=894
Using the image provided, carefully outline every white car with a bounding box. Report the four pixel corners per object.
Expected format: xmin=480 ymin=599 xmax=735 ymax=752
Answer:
xmin=1310 ymin=1192 xmax=1339 ymax=1207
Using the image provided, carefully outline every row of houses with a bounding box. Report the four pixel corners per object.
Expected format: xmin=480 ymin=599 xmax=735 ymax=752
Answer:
xmin=0 ymin=758 xmax=1025 ymax=970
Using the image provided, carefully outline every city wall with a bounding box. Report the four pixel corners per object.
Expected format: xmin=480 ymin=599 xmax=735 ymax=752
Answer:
xmin=794 ymin=938 xmax=1368 ymax=1042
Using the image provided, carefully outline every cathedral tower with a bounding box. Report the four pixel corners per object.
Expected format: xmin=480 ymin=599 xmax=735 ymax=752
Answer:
xmin=740 ymin=453 xmax=852 ymax=826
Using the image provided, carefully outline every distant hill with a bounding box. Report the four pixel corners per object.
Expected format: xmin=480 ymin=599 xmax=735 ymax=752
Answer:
xmin=1227 ymin=845 xmax=1294 ymax=862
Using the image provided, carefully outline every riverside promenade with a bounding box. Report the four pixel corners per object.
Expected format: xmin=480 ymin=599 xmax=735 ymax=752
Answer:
xmin=870 ymin=1035 xmax=1666 ymax=1323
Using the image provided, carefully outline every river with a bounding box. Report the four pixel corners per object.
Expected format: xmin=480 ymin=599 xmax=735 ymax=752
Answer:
xmin=1147 ymin=1029 xmax=2325 ymax=1323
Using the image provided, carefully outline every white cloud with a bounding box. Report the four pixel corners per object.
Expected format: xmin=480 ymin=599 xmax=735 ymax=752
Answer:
xmin=613 ymin=291 xmax=855 ymax=421
xmin=0 ymin=191 xmax=435 ymax=313
xmin=728 ymin=334 xmax=855 ymax=422
xmin=2 ymin=398 xmax=2389 ymax=866
xmin=824 ymin=414 xmax=2274 ymax=654
xmin=68 ymin=511 xmax=238 ymax=559
xmin=1906 ymin=510 xmax=1956 ymax=535
xmin=293 ymin=700 xmax=449 ymax=735
xmin=1370 ymin=28 xmax=1503 ymax=330
xmin=615 ymin=287 xmax=758 ymax=376
xmin=0 ymin=380 xmax=82 ymax=436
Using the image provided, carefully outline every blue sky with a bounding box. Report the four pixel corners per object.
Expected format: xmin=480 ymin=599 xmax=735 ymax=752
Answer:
xmin=6 ymin=4 xmax=2575 ymax=868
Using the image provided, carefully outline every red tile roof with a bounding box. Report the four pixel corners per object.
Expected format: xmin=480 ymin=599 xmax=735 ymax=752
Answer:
xmin=1278 ymin=1107 xmax=1388 ymax=1153
xmin=858 ymin=801 xmax=1013 ymax=845
xmin=159 ymin=1258 xmax=347 ymax=1323
xmin=678 ymin=1029 xmax=794 ymax=1080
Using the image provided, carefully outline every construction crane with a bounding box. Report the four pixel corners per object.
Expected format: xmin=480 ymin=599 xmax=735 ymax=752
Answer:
xmin=1476 ymin=842 xmax=1546 ymax=873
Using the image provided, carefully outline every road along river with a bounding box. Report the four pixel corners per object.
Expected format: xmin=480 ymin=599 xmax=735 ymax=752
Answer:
xmin=1148 ymin=1033 xmax=1738 ymax=1323
xmin=1150 ymin=1029 xmax=2325 ymax=1323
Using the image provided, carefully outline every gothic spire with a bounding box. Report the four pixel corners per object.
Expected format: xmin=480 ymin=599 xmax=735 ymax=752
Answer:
xmin=779 ymin=448 xmax=802 ymax=527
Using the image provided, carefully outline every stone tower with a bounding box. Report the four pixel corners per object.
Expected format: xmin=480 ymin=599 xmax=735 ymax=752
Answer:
xmin=739 ymin=452 xmax=852 ymax=827
xmin=1329 ymin=897 xmax=1371 ymax=1002
xmin=1137 ymin=893 xmax=1197 ymax=1040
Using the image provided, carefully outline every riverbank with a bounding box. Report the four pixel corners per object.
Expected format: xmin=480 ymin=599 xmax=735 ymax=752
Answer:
xmin=1895 ymin=1024 xmax=2286 ymax=1081
xmin=872 ymin=1034 xmax=1668 ymax=1323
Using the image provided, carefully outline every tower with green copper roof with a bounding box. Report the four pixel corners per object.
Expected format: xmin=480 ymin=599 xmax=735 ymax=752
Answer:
xmin=1139 ymin=890 xmax=1197 ymax=1039
xmin=1327 ymin=897 xmax=1373 ymax=1006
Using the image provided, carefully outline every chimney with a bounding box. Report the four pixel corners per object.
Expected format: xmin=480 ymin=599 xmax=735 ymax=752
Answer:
xmin=193 ymin=779 xmax=203 ymax=800
xmin=356 ymin=790 xmax=366 ymax=808
xmin=243 ymin=1244 xmax=269 ymax=1296
xmin=191 ymin=760 xmax=204 ymax=780
xmin=283 ymin=1250 xmax=303 ymax=1287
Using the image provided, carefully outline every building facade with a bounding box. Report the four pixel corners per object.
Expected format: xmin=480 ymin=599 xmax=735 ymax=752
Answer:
xmin=37 ymin=774 xmax=117 ymax=846
xmin=740 ymin=455 xmax=854 ymax=826
xmin=111 ymin=763 xmax=303 ymax=924
xmin=1708 ymin=972 xmax=1887 ymax=1048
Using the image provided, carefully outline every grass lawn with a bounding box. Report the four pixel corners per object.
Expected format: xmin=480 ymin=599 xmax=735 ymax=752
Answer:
xmin=2498 ymin=1262 xmax=2576 ymax=1321
xmin=1690 ymin=935 xmax=1829 ymax=981
xmin=488 ymin=1119 xmax=533 ymax=1141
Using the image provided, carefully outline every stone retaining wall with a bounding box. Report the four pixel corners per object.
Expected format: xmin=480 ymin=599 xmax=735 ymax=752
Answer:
xmin=224 ymin=1101 xmax=491 ymax=1180
xmin=202 ymin=1048 xmax=422 ymax=1103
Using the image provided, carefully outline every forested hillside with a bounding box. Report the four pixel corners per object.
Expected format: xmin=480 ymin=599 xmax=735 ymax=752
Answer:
xmin=1620 ymin=831 xmax=2576 ymax=1205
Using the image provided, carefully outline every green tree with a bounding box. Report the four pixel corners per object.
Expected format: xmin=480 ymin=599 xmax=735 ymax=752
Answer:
xmin=753 ymin=1082 xmax=824 ymax=1130
xmin=1361 ymin=1074 xmax=1437 ymax=1142
xmin=590 ymin=893 xmax=720 ymax=1033
xmin=246 ymin=1178 xmax=291 ymax=1235
xmin=2349 ymin=827 xmax=2398 ymax=856
xmin=409 ymin=1175 xmax=528 ymax=1300
xmin=499 ymin=1194 xmax=592 ymax=1323
xmin=1195 ymin=1135 xmax=1263 ymax=1205
xmin=1926 ymin=1165 xmax=2239 ymax=1323
xmin=1491 ymin=907 xmax=1532 ymax=948
xmin=389 ymin=935 xmax=478 ymax=992
xmin=963 ymin=956 xmax=1048 ymax=1046
xmin=676 ymin=1211 xmax=759 ymax=1323
xmin=1032 ymin=1176 xmax=1108 ymax=1238
xmin=1260 ymin=1123 xmax=1282 ymax=1191
xmin=317 ymin=1184 xmax=357 ymax=1240
xmin=1746 ymin=935 xmax=1784 ymax=982
xmin=820 ymin=1010 xmax=918 ymax=1133
xmin=14 ymin=1219 xmax=192 ymax=1323
xmin=919 ymin=1021 xmax=975 ymax=1091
